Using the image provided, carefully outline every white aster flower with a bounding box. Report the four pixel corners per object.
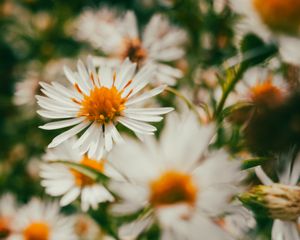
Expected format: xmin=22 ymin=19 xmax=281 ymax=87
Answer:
xmin=37 ymin=57 xmax=172 ymax=159
xmin=253 ymin=150 xmax=300 ymax=240
xmin=76 ymin=9 xmax=187 ymax=85
xmin=0 ymin=193 xmax=17 ymax=239
xmin=215 ymin=67 xmax=289 ymax=109
xmin=230 ymin=0 xmax=300 ymax=64
xmin=109 ymin=112 xmax=242 ymax=240
xmin=40 ymin=137 xmax=117 ymax=211
xmin=9 ymin=198 xmax=77 ymax=240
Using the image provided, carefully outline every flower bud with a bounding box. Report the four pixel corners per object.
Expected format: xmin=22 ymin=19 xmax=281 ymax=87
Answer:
xmin=239 ymin=184 xmax=300 ymax=221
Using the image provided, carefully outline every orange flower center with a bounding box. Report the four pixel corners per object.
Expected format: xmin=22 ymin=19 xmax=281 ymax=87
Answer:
xmin=71 ymin=156 xmax=105 ymax=187
xmin=250 ymin=80 xmax=284 ymax=108
xmin=23 ymin=222 xmax=49 ymax=240
xmin=0 ymin=218 xmax=11 ymax=238
xmin=78 ymin=86 xmax=127 ymax=124
xmin=253 ymin=0 xmax=300 ymax=34
xmin=121 ymin=38 xmax=147 ymax=65
xmin=149 ymin=170 xmax=198 ymax=207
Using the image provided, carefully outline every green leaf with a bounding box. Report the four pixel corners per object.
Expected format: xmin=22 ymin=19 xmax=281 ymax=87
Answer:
xmin=221 ymin=101 xmax=253 ymax=120
xmin=51 ymin=160 xmax=109 ymax=183
xmin=241 ymin=157 xmax=268 ymax=170
xmin=240 ymin=33 xmax=277 ymax=68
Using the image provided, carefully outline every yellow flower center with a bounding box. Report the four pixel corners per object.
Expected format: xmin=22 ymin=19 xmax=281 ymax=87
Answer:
xmin=23 ymin=222 xmax=49 ymax=240
xmin=149 ymin=170 xmax=198 ymax=207
xmin=78 ymin=86 xmax=127 ymax=124
xmin=0 ymin=218 xmax=11 ymax=238
xmin=121 ymin=38 xmax=147 ymax=65
xmin=253 ymin=0 xmax=300 ymax=34
xmin=71 ymin=156 xmax=105 ymax=187
xmin=250 ymin=79 xmax=284 ymax=108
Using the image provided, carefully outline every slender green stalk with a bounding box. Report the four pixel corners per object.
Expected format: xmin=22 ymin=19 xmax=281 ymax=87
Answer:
xmin=215 ymin=66 xmax=245 ymax=119
xmin=166 ymin=86 xmax=208 ymax=122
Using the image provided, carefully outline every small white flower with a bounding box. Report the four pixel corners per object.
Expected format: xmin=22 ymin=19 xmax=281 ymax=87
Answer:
xmin=37 ymin=58 xmax=172 ymax=159
xmin=9 ymin=198 xmax=77 ymax=240
xmin=230 ymin=0 xmax=300 ymax=64
xmin=40 ymin=137 xmax=117 ymax=211
xmin=76 ymin=9 xmax=187 ymax=85
xmin=109 ymin=112 xmax=242 ymax=239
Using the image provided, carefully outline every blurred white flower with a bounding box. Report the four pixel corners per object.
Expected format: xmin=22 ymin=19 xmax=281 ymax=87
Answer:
xmin=8 ymin=198 xmax=77 ymax=240
xmin=37 ymin=58 xmax=172 ymax=159
xmin=13 ymin=59 xmax=73 ymax=112
xmin=74 ymin=214 xmax=100 ymax=240
xmin=220 ymin=201 xmax=256 ymax=240
xmin=214 ymin=67 xmax=289 ymax=109
xmin=230 ymin=0 xmax=300 ymax=64
xmin=109 ymin=112 xmax=242 ymax=239
xmin=75 ymin=9 xmax=187 ymax=85
xmin=0 ymin=193 xmax=17 ymax=239
xmin=40 ymin=137 xmax=117 ymax=211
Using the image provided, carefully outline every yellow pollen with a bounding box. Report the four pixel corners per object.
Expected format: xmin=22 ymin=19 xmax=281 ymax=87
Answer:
xmin=71 ymin=156 xmax=105 ymax=187
xmin=0 ymin=218 xmax=11 ymax=238
xmin=250 ymin=79 xmax=284 ymax=108
xmin=149 ymin=170 xmax=198 ymax=207
xmin=78 ymin=86 xmax=127 ymax=124
xmin=121 ymin=38 xmax=147 ymax=65
xmin=253 ymin=0 xmax=300 ymax=34
xmin=23 ymin=222 xmax=49 ymax=240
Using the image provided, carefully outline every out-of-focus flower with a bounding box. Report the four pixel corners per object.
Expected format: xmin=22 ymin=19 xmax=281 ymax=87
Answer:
xmin=40 ymin=137 xmax=117 ymax=211
xmin=74 ymin=214 xmax=100 ymax=240
xmin=230 ymin=0 xmax=300 ymax=64
xmin=240 ymin=150 xmax=300 ymax=239
xmin=215 ymin=67 xmax=289 ymax=111
xmin=236 ymin=67 xmax=289 ymax=109
xmin=109 ymin=112 xmax=242 ymax=239
xmin=37 ymin=58 xmax=172 ymax=158
xmin=0 ymin=194 xmax=17 ymax=239
xmin=13 ymin=59 xmax=73 ymax=114
xmin=75 ymin=9 xmax=187 ymax=85
xmin=9 ymin=198 xmax=77 ymax=240
xmin=219 ymin=202 xmax=256 ymax=240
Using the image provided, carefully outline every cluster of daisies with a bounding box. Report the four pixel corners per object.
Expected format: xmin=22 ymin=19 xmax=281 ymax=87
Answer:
xmin=5 ymin=1 xmax=300 ymax=239
xmin=0 ymin=194 xmax=108 ymax=240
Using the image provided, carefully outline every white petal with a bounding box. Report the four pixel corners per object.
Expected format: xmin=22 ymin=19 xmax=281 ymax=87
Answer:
xmin=48 ymin=121 xmax=90 ymax=148
xmin=60 ymin=187 xmax=81 ymax=206
xmin=39 ymin=117 xmax=85 ymax=130
xmin=126 ymin=85 xmax=166 ymax=106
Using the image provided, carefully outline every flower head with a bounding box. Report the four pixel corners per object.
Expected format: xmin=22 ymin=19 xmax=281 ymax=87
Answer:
xmin=37 ymin=57 xmax=172 ymax=158
xmin=76 ymin=10 xmax=187 ymax=85
xmin=110 ymin=112 xmax=241 ymax=239
xmin=10 ymin=198 xmax=77 ymax=240
xmin=40 ymin=137 xmax=117 ymax=211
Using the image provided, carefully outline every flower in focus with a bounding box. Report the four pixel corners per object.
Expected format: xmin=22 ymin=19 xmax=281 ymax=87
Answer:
xmin=0 ymin=194 xmax=17 ymax=239
xmin=76 ymin=9 xmax=187 ymax=85
xmin=9 ymin=198 xmax=77 ymax=240
xmin=37 ymin=57 xmax=173 ymax=158
xmin=230 ymin=0 xmax=300 ymax=64
xmin=240 ymin=150 xmax=300 ymax=239
xmin=40 ymin=138 xmax=117 ymax=211
xmin=109 ymin=112 xmax=242 ymax=239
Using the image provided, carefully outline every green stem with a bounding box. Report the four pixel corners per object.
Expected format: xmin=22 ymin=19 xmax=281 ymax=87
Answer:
xmin=166 ymin=87 xmax=207 ymax=122
xmin=215 ymin=66 xmax=245 ymax=119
